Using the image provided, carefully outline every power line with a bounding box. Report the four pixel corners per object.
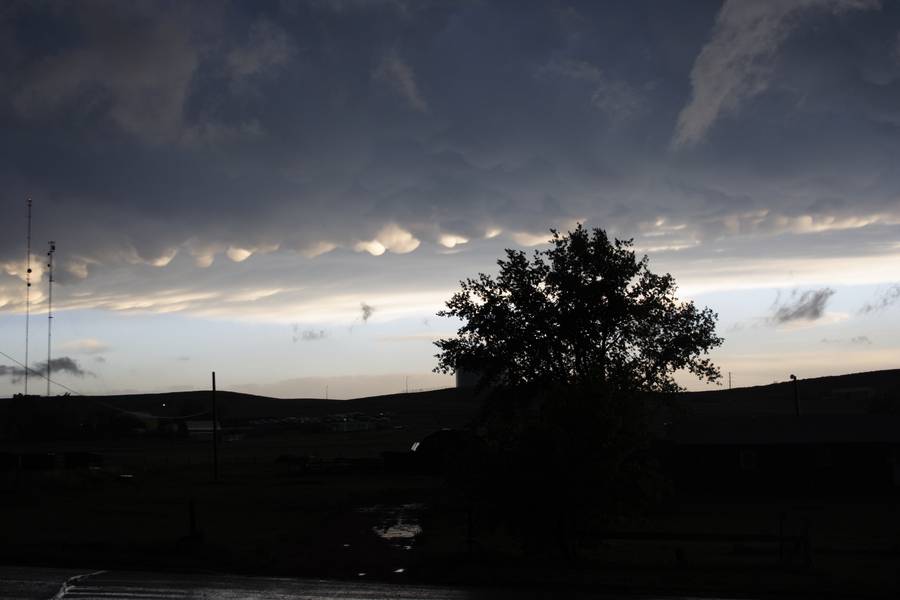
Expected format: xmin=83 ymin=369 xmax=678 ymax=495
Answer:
xmin=0 ymin=349 xmax=84 ymax=396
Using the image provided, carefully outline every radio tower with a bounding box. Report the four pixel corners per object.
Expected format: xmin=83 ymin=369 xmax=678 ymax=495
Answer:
xmin=46 ymin=241 xmax=55 ymax=397
xmin=24 ymin=199 xmax=33 ymax=396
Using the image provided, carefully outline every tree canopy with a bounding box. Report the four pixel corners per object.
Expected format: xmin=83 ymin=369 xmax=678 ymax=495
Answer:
xmin=434 ymin=224 xmax=723 ymax=393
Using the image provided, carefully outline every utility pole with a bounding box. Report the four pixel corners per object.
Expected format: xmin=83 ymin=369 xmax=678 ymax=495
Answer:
xmin=24 ymin=198 xmax=32 ymax=397
xmin=728 ymin=371 xmax=732 ymax=390
xmin=405 ymin=376 xmax=409 ymax=394
xmin=46 ymin=241 xmax=55 ymax=397
xmin=212 ymin=371 xmax=219 ymax=482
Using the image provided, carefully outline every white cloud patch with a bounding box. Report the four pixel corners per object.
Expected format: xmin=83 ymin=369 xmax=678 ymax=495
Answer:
xmin=65 ymin=260 xmax=90 ymax=280
xmin=674 ymin=0 xmax=879 ymax=147
xmin=226 ymin=247 xmax=253 ymax=262
xmin=301 ymin=241 xmax=338 ymax=258
xmin=353 ymin=240 xmax=387 ymax=256
xmin=147 ymin=249 xmax=178 ymax=267
xmin=438 ymin=234 xmax=469 ymax=248
xmin=511 ymin=231 xmax=553 ymax=246
xmin=228 ymin=289 xmax=281 ymax=303
xmin=354 ymin=224 xmax=420 ymax=255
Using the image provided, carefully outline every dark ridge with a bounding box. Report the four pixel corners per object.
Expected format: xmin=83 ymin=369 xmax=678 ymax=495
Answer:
xmin=672 ymin=368 xmax=900 ymax=416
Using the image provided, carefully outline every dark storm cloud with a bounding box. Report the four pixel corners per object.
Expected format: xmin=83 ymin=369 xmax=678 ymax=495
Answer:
xmin=1 ymin=1 xmax=900 ymax=316
xmin=360 ymin=302 xmax=375 ymax=323
xmin=0 ymin=356 xmax=89 ymax=382
xmin=36 ymin=357 xmax=90 ymax=378
xmin=0 ymin=365 xmax=26 ymax=381
xmin=770 ymin=288 xmax=836 ymax=324
xmin=860 ymin=284 xmax=900 ymax=314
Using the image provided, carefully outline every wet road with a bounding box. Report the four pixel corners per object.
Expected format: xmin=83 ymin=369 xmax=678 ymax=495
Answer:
xmin=0 ymin=565 xmax=734 ymax=600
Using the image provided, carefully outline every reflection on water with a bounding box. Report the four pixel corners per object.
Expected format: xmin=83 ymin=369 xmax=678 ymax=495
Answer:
xmin=360 ymin=503 xmax=424 ymax=548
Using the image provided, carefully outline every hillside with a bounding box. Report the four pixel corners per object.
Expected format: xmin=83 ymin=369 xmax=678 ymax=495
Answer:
xmin=0 ymin=386 xmax=485 ymax=437
xmin=672 ymin=368 xmax=900 ymax=416
xmin=3 ymin=368 xmax=898 ymax=441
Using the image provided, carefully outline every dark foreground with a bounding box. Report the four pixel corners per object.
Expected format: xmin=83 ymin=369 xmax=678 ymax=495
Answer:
xmin=3 ymin=379 xmax=900 ymax=599
xmin=1 ymin=566 xmax=750 ymax=600
xmin=2 ymin=444 xmax=899 ymax=599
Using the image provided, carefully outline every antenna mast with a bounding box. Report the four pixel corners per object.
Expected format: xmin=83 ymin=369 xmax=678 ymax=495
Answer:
xmin=24 ymin=198 xmax=32 ymax=396
xmin=46 ymin=241 xmax=55 ymax=397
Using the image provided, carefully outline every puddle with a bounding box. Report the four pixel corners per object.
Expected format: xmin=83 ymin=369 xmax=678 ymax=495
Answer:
xmin=359 ymin=503 xmax=424 ymax=548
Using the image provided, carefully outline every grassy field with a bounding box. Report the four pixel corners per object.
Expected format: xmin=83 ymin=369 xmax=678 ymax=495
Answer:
xmin=2 ymin=373 xmax=900 ymax=596
xmin=1 ymin=428 xmax=899 ymax=597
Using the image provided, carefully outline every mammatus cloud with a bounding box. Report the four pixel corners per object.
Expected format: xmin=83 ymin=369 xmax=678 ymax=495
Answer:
xmin=292 ymin=325 xmax=326 ymax=342
xmin=859 ymin=284 xmax=900 ymax=313
xmin=372 ymin=49 xmax=428 ymax=112
xmin=674 ymin=0 xmax=879 ymax=147
xmin=0 ymin=356 xmax=89 ymax=383
xmin=0 ymin=1 xmax=898 ymax=328
xmin=769 ymin=288 xmax=835 ymax=323
xmin=360 ymin=302 xmax=375 ymax=323
xmin=354 ymin=224 xmax=421 ymax=256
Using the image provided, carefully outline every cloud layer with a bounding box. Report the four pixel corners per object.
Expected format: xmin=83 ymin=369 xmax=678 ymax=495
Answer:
xmin=0 ymin=1 xmax=899 ymax=325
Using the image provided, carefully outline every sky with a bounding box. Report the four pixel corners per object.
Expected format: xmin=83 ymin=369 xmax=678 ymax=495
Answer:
xmin=1 ymin=0 xmax=899 ymax=398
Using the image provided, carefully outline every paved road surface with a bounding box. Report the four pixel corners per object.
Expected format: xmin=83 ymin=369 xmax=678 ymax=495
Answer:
xmin=0 ymin=566 xmax=732 ymax=600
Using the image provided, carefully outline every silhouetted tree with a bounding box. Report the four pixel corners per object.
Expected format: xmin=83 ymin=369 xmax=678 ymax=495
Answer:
xmin=434 ymin=223 xmax=722 ymax=392
xmin=434 ymin=224 xmax=723 ymax=561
